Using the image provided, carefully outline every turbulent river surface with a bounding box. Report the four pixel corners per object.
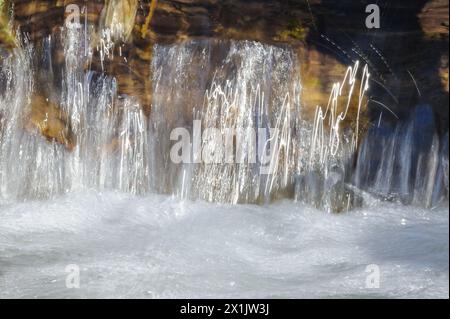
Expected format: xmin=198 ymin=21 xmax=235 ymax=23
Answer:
xmin=0 ymin=192 xmax=448 ymax=299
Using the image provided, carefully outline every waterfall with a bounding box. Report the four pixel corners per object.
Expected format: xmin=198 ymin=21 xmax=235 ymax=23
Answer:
xmin=149 ymin=40 xmax=302 ymax=204
xmin=355 ymin=105 xmax=449 ymax=208
xmin=0 ymin=27 xmax=149 ymax=199
xmin=0 ymin=31 xmax=448 ymax=211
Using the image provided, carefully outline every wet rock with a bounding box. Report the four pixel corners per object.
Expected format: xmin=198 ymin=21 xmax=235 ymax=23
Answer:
xmin=101 ymin=0 xmax=139 ymax=42
xmin=0 ymin=0 xmax=15 ymax=50
xmin=25 ymin=94 xmax=76 ymax=150
xmin=419 ymin=0 xmax=449 ymax=38
xmin=295 ymin=168 xmax=364 ymax=213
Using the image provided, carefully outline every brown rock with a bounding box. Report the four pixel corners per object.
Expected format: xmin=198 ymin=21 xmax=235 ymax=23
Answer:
xmin=25 ymin=94 xmax=76 ymax=150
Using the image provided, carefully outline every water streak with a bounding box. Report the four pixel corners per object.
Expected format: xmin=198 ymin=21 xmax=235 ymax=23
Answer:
xmin=0 ymin=33 xmax=447 ymax=211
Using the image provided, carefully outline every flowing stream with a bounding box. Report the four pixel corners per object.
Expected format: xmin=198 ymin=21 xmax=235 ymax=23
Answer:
xmin=0 ymin=27 xmax=448 ymax=298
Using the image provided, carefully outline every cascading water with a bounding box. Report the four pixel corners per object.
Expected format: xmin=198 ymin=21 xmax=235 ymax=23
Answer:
xmin=0 ymin=27 xmax=150 ymax=199
xmin=149 ymin=40 xmax=303 ymax=204
xmin=149 ymin=40 xmax=373 ymax=211
xmin=355 ymin=105 xmax=449 ymax=208
xmin=0 ymin=24 xmax=448 ymax=299
xmin=0 ymin=32 xmax=448 ymax=210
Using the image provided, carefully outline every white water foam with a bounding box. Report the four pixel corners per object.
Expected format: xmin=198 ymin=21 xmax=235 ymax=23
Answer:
xmin=0 ymin=192 xmax=447 ymax=298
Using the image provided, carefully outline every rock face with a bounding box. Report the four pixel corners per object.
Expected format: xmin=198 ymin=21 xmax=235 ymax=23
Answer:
xmin=26 ymin=94 xmax=75 ymax=150
xmin=1 ymin=0 xmax=449 ymax=146
xmin=0 ymin=0 xmax=15 ymax=50
xmin=418 ymin=0 xmax=449 ymax=96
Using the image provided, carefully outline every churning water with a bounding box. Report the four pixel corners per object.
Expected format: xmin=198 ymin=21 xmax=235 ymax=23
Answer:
xmin=0 ymin=26 xmax=448 ymax=298
xmin=0 ymin=192 xmax=448 ymax=298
